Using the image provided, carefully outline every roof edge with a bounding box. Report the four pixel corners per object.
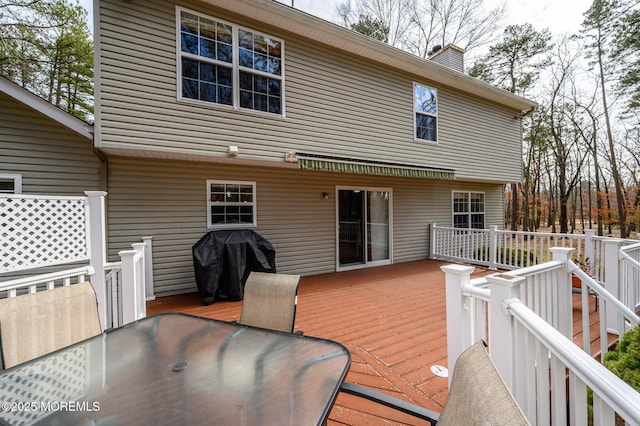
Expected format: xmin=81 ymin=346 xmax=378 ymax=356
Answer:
xmin=0 ymin=76 xmax=93 ymax=140
xmin=202 ymin=0 xmax=536 ymax=112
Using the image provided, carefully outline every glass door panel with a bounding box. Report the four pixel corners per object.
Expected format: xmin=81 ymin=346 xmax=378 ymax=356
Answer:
xmin=338 ymin=190 xmax=364 ymax=266
xmin=338 ymin=188 xmax=390 ymax=268
xmin=367 ymin=191 xmax=389 ymax=262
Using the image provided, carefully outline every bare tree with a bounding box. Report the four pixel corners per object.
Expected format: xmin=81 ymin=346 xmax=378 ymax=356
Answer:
xmin=569 ymin=82 xmax=606 ymax=235
xmin=546 ymin=39 xmax=590 ymax=234
xmin=522 ymin=106 xmax=551 ymax=231
xmin=583 ymin=0 xmax=628 ymax=237
xmin=336 ymin=0 xmax=507 ymax=58
xmin=335 ymin=0 xmax=414 ymax=47
xmin=410 ymin=0 xmax=507 ymax=56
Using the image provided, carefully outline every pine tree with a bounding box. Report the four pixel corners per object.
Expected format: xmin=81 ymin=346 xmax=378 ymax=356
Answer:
xmin=0 ymin=0 xmax=93 ymax=121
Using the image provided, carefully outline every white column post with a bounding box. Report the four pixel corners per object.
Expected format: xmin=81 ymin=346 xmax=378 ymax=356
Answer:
xmin=486 ymin=272 xmax=526 ymax=390
xmin=489 ymin=225 xmax=498 ymax=270
xmin=119 ymin=249 xmax=138 ymax=325
xmin=429 ymin=223 xmax=436 ymax=259
xmin=85 ymin=191 xmax=108 ymax=331
xmin=603 ymin=238 xmax=625 ymax=335
xmin=141 ymin=236 xmax=155 ymax=301
xmin=441 ymin=264 xmax=475 ymax=388
xmin=583 ymin=229 xmax=596 ymax=268
xmin=550 ymin=247 xmax=575 ymax=339
xmin=131 ymin=242 xmax=147 ymax=319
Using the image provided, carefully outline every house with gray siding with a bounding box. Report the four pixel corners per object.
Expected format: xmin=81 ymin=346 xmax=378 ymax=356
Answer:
xmin=0 ymin=76 xmax=101 ymax=196
xmin=3 ymin=0 xmax=535 ymax=298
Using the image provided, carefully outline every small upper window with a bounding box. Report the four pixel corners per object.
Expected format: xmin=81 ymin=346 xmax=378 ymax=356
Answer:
xmin=453 ymin=191 xmax=484 ymax=229
xmin=0 ymin=174 xmax=22 ymax=194
xmin=207 ymin=180 xmax=256 ymax=228
xmin=414 ymin=83 xmax=438 ymax=142
xmin=177 ymin=8 xmax=284 ymax=115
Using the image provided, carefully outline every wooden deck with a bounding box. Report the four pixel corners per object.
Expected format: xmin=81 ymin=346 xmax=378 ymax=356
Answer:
xmin=146 ymin=259 xmax=604 ymax=425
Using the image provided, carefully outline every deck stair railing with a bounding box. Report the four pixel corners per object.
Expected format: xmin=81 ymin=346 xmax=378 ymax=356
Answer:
xmin=443 ymin=248 xmax=640 ymax=425
xmin=619 ymin=242 xmax=640 ymax=313
xmin=0 ymin=192 xmax=147 ymax=329
xmin=102 ymin=243 xmax=147 ymax=328
xmin=431 ymin=224 xmax=639 ymax=314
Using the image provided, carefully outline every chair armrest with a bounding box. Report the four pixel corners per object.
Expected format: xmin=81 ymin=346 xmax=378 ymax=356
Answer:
xmin=340 ymin=382 xmax=439 ymax=425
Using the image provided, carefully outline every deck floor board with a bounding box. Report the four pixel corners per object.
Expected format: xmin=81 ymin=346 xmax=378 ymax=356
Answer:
xmin=147 ymin=259 xmax=604 ymax=425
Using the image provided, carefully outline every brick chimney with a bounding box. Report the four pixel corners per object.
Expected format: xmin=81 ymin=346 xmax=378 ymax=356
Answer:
xmin=428 ymin=44 xmax=465 ymax=73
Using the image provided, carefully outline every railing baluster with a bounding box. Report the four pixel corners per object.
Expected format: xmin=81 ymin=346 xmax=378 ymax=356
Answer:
xmin=568 ymin=373 xmax=588 ymax=426
xmin=535 ymin=340 xmax=550 ymax=425
xmin=550 ymin=353 xmax=566 ymax=425
xmin=580 ymin=279 xmax=591 ymax=353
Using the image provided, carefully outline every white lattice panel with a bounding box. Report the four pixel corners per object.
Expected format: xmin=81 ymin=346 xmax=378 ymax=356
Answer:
xmin=0 ymin=196 xmax=89 ymax=273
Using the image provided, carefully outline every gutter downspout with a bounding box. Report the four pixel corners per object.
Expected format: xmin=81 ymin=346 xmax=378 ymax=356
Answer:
xmin=92 ymin=147 xmax=109 ymax=193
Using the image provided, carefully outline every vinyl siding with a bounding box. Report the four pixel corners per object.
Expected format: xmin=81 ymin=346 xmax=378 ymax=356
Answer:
xmin=107 ymin=157 xmax=504 ymax=296
xmin=0 ymin=93 xmax=101 ymax=195
xmin=430 ymin=47 xmax=464 ymax=73
xmin=98 ymin=0 xmax=524 ymax=183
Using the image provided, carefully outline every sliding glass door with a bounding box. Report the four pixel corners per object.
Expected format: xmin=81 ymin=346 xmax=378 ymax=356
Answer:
xmin=337 ymin=188 xmax=391 ymax=269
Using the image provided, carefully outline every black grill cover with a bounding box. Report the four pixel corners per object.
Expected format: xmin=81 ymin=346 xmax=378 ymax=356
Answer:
xmin=192 ymin=230 xmax=276 ymax=305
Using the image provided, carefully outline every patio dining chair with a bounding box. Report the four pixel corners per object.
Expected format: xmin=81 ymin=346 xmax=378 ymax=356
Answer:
xmin=239 ymin=272 xmax=301 ymax=333
xmin=340 ymin=340 xmax=530 ymax=425
xmin=0 ymin=282 xmax=101 ymax=370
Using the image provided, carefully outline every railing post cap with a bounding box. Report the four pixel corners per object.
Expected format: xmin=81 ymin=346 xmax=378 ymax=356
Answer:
xmin=142 ymin=236 xmax=153 ymax=240
xmin=486 ymin=272 xmax=526 ymax=287
xmin=84 ymin=191 xmax=108 ymax=197
xmin=440 ymin=264 xmax=475 ymax=275
xmin=550 ymin=247 xmax=575 ymax=255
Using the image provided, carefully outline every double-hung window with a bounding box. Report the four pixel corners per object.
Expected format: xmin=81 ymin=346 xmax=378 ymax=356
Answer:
xmin=0 ymin=174 xmax=22 ymax=194
xmin=207 ymin=180 xmax=256 ymax=228
xmin=178 ymin=8 xmax=284 ymax=115
xmin=414 ymin=83 xmax=438 ymax=142
xmin=453 ymin=191 xmax=485 ymax=229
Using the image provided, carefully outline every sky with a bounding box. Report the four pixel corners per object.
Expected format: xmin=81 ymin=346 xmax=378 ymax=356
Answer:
xmin=275 ymin=0 xmax=595 ymax=35
xmin=79 ymin=0 xmax=595 ymax=36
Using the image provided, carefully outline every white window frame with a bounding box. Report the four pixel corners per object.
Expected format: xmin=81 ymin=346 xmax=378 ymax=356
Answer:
xmin=207 ymin=180 xmax=257 ymax=229
xmin=413 ymin=82 xmax=438 ymax=143
xmin=176 ymin=7 xmax=285 ymax=116
xmin=0 ymin=174 xmax=22 ymax=194
xmin=452 ymin=191 xmax=485 ymax=229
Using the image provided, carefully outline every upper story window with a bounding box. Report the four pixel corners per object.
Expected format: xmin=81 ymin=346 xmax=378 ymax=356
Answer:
xmin=453 ymin=191 xmax=484 ymax=229
xmin=178 ymin=8 xmax=284 ymax=115
xmin=414 ymin=83 xmax=438 ymax=142
xmin=0 ymin=174 xmax=22 ymax=194
xmin=207 ymin=180 xmax=256 ymax=228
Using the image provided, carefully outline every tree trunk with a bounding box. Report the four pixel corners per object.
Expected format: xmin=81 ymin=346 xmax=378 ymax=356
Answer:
xmin=596 ymin=27 xmax=627 ymax=237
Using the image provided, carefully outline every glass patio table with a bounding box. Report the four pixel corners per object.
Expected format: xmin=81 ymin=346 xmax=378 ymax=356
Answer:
xmin=0 ymin=313 xmax=351 ymax=425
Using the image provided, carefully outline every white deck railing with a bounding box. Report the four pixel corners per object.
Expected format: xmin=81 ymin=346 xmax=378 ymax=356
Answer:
xmin=0 ymin=267 xmax=94 ymax=298
xmin=0 ymin=192 xmax=148 ymax=330
xmin=431 ymin=224 xmax=639 ymax=314
xmin=620 ymin=242 xmax=640 ymax=313
xmin=430 ymin=224 xmax=593 ymax=268
xmin=0 ymin=242 xmax=146 ymax=330
xmin=443 ymin=249 xmax=640 ymax=425
xmin=103 ymin=243 xmax=147 ymax=328
xmin=507 ymin=298 xmax=640 ymax=425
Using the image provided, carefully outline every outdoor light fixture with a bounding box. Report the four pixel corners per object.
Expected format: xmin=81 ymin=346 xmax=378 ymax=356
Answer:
xmin=322 ymin=192 xmax=329 ymax=199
